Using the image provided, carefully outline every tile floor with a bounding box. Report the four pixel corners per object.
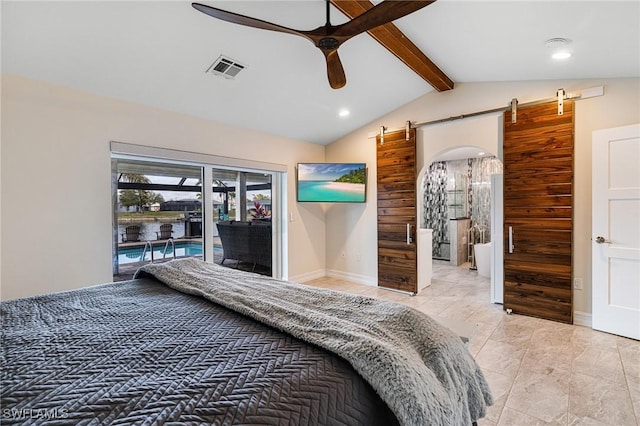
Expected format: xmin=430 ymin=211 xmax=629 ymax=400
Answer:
xmin=305 ymin=261 xmax=639 ymax=426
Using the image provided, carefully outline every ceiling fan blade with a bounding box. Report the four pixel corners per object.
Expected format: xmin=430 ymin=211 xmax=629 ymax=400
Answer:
xmin=323 ymin=50 xmax=347 ymax=89
xmin=192 ymin=3 xmax=306 ymax=39
xmin=192 ymin=1 xmax=433 ymax=90
xmin=333 ymin=1 xmax=435 ymax=37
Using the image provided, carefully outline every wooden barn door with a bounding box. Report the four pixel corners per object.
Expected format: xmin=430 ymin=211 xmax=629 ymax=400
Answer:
xmin=503 ymin=100 xmax=574 ymax=323
xmin=376 ymin=128 xmax=417 ymax=294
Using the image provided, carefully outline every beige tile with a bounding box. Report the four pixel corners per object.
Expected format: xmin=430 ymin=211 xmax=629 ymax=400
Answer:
xmin=618 ymin=343 xmax=640 ymax=379
xmin=469 ymin=303 xmax=505 ymax=326
xmin=481 ymin=368 xmax=513 ymax=424
xmin=618 ymin=336 xmax=640 ymax=350
xmin=505 ymin=367 xmax=569 ymax=423
xmin=476 ymin=339 xmax=526 ymax=378
xmin=414 ymin=295 xmax=458 ymax=316
xmin=569 ymin=372 xmax=636 ymax=425
xmin=477 ymin=417 xmax=498 ymax=426
xmin=429 ymin=282 xmax=471 ymax=298
xmin=625 ymin=374 xmax=640 ymax=422
xmin=522 ymin=343 xmax=573 ymax=374
xmin=501 ymin=312 xmax=549 ymax=329
xmin=438 ymin=298 xmax=484 ymax=322
xmin=489 ymin=321 xmax=536 ymax=346
xmin=530 ymin=324 xmax=576 ymax=348
xmin=468 ymin=320 xmax=500 ymax=357
xmin=567 ymin=413 xmax=612 ymax=425
xmin=572 ymin=327 xmax=621 ymax=350
xmin=497 ymin=407 xmax=565 ymax=425
xmin=572 ymin=343 xmax=626 ymax=384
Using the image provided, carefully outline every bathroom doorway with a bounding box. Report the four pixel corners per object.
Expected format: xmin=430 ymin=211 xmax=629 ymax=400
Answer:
xmin=420 ymin=146 xmax=503 ymax=276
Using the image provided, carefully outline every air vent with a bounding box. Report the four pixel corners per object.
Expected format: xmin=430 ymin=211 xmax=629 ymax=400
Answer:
xmin=206 ymin=55 xmax=246 ymax=79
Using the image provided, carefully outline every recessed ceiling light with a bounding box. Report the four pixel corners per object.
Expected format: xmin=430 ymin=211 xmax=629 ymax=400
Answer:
xmin=338 ymin=109 xmax=350 ymax=117
xmin=545 ymin=37 xmax=568 ymax=48
xmin=478 ymin=152 xmax=485 ymax=156
xmin=545 ymin=37 xmax=572 ymax=60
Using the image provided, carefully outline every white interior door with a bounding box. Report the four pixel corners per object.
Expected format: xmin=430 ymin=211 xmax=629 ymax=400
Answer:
xmin=592 ymin=123 xmax=640 ymax=340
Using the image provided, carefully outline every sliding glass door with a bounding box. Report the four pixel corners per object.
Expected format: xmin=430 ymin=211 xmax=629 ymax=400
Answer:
xmin=111 ymin=152 xmax=285 ymax=281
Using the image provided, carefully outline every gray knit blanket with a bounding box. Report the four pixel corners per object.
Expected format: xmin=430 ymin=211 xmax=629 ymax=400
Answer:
xmin=135 ymin=258 xmax=492 ymax=425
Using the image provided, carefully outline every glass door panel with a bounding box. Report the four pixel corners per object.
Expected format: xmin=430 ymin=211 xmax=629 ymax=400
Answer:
xmin=212 ymin=168 xmax=273 ymax=276
xmin=112 ymin=158 xmax=203 ymax=280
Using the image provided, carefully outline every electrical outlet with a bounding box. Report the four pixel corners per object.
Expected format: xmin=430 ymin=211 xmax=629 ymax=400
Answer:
xmin=573 ymin=277 xmax=583 ymax=290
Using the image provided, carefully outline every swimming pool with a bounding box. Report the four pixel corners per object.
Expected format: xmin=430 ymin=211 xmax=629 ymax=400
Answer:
xmin=118 ymin=242 xmax=221 ymax=264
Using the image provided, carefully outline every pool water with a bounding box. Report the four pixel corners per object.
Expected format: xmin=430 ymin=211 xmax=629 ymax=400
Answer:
xmin=118 ymin=242 xmax=221 ymax=264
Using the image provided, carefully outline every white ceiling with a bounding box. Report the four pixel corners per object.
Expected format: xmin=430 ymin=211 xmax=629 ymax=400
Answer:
xmin=2 ymin=1 xmax=639 ymax=145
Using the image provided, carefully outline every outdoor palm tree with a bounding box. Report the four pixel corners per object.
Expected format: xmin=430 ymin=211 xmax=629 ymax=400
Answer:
xmin=119 ymin=173 xmax=164 ymax=212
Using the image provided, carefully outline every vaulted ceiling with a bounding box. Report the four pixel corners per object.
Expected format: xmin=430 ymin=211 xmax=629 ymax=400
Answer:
xmin=3 ymin=1 xmax=639 ymax=145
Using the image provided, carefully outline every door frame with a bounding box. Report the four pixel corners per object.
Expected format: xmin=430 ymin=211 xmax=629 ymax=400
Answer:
xmin=417 ymin=145 xmax=504 ymax=298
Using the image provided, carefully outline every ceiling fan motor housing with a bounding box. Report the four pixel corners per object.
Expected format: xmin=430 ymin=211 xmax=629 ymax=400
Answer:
xmin=319 ymin=37 xmax=340 ymax=50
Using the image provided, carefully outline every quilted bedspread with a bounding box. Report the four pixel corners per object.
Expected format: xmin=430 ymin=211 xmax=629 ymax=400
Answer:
xmin=1 ymin=277 xmax=398 ymax=425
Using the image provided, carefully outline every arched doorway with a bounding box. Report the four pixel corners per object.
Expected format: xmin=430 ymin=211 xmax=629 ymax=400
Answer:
xmin=417 ymin=146 xmax=503 ymax=300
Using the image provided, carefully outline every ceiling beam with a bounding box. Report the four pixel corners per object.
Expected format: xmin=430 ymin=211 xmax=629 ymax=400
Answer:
xmin=330 ymin=0 xmax=454 ymax=92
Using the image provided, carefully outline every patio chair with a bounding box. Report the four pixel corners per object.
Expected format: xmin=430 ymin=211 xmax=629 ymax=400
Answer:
xmin=216 ymin=221 xmax=271 ymax=272
xmin=121 ymin=225 xmax=141 ymax=243
xmin=156 ymin=224 xmax=173 ymax=240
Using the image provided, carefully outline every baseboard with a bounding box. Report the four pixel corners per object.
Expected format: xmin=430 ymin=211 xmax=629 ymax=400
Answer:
xmin=573 ymin=311 xmax=592 ymax=328
xmin=288 ymin=269 xmax=326 ymax=284
xmin=326 ymin=269 xmax=377 ymax=287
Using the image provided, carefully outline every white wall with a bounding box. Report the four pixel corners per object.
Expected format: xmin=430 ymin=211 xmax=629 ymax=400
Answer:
xmin=326 ymin=78 xmax=640 ymax=316
xmin=1 ymin=74 xmax=325 ymax=300
xmin=418 ymin=113 xmax=503 ymax=168
xmin=324 ymin=134 xmax=378 ymax=285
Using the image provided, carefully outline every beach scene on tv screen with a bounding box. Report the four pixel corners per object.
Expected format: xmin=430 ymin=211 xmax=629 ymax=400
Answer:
xmin=298 ymin=163 xmax=366 ymax=202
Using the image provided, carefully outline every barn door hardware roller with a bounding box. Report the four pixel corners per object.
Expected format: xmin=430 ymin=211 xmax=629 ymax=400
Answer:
xmin=557 ymin=88 xmax=565 ymax=116
xmin=379 ymin=126 xmax=387 ymax=145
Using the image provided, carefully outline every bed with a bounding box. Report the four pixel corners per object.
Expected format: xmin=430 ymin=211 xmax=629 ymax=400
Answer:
xmin=1 ymin=258 xmax=492 ymax=425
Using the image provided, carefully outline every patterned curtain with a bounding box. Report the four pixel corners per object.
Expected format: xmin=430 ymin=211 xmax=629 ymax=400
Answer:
xmin=423 ymin=162 xmax=449 ymax=258
xmin=470 ymin=157 xmax=503 ymax=241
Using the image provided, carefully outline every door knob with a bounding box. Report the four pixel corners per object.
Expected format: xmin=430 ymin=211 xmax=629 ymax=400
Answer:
xmin=595 ymin=236 xmax=611 ymax=244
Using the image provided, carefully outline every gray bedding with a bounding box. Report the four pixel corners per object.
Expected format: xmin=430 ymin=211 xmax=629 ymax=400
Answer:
xmin=2 ymin=258 xmax=492 ymax=425
xmin=1 ymin=278 xmax=398 ymax=425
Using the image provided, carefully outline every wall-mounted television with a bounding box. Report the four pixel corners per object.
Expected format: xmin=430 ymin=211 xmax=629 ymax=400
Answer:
xmin=297 ymin=163 xmax=367 ymax=203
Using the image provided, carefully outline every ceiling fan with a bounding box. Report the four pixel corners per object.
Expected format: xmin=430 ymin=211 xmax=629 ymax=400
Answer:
xmin=192 ymin=1 xmax=436 ymax=89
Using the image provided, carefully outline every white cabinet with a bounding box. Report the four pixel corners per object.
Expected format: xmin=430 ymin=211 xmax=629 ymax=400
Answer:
xmin=418 ymin=229 xmax=432 ymax=291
